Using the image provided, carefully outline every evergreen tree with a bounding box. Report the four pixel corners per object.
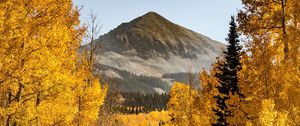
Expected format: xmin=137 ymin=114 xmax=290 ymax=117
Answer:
xmin=212 ymin=16 xmax=242 ymax=126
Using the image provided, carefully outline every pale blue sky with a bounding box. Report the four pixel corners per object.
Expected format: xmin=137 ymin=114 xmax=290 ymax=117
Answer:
xmin=73 ymin=0 xmax=242 ymax=43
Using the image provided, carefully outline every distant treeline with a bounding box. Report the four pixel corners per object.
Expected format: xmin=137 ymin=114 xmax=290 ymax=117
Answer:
xmin=162 ymin=72 xmax=199 ymax=87
xmin=111 ymin=92 xmax=169 ymax=114
xmin=96 ymin=64 xmax=170 ymax=94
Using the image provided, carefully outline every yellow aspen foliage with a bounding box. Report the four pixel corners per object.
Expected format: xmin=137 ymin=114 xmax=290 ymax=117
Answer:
xmin=238 ymin=0 xmax=300 ymax=125
xmin=259 ymin=99 xmax=277 ymax=126
xmin=225 ymin=93 xmax=248 ymax=125
xmin=167 ymin=82 xmax=204 ymax=126
xmin=0 ymin=0 xmax=107 ymax=125
xmin=199 ymin=66 xmax=219 ymax=124
xmin=113 ymin=111 xmax=171 ymax=126
xmin=72 ymin=56 xmax=107 ymax=125
xmin=258 ymin=99 xmax=288 ymax=126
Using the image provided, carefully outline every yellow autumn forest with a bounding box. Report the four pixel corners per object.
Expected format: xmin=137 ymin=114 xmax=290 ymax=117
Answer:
xmin=0 ymin=0 xmax=299 ymax=126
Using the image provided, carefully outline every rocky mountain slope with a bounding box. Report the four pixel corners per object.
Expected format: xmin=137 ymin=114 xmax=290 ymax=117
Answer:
xmin=84 ymin=12 xmax=225 ymax=93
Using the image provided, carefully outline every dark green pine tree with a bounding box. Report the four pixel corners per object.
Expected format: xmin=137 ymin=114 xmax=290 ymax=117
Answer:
xmin=212 ymin=16 xmax=243 ymax=126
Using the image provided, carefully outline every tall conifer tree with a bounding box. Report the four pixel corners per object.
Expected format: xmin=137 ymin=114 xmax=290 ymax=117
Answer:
xmin=212 ymin=16 xmax=242 ymax=126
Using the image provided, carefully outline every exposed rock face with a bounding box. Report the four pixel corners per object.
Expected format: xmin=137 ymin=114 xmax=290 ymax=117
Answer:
xmin=97 ymin=12 xmax=224 ymax=60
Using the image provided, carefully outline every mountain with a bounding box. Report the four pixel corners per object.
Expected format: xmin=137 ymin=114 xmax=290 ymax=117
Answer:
xmin=84 ymin=12 xmax=225 ymax=93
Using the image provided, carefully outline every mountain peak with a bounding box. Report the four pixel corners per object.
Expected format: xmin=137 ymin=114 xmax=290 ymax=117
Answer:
xmin=143 ymin=11 xmax=160 ymax=16
xmin=130 ymin=11 xmax=174 ymax=32
xmin=140 ymin=11 xmax=164 ymax=19
xmin=82 ymin=12 xmax=225 ymax=94
xmin=97 ymin=12 xmax=224 ymax=59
